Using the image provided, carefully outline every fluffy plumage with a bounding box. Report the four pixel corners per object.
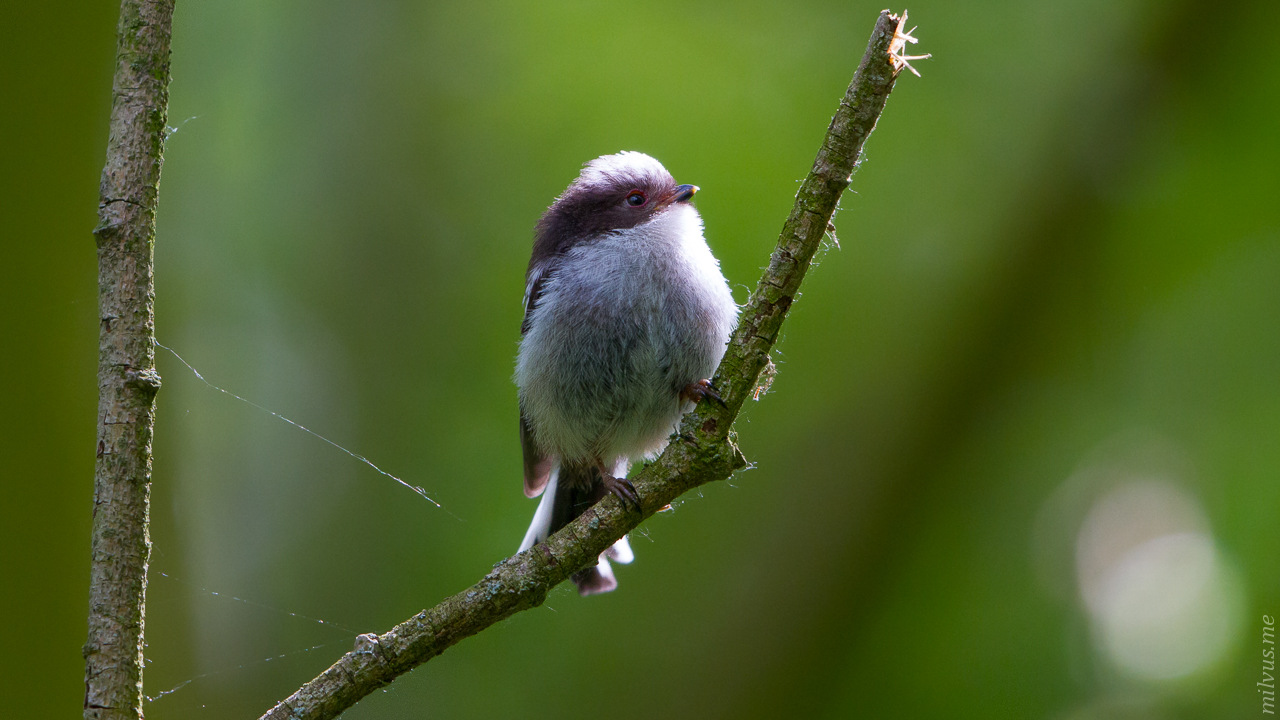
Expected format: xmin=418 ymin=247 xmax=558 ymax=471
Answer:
xmin=514 ymin=152 xmax=737 ymax=595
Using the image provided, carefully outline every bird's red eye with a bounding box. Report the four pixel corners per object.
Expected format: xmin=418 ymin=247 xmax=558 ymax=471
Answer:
xmin=625 ymin=190 xmax=647 ymax=207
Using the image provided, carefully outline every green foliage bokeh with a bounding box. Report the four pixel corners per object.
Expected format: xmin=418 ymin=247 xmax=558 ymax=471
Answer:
xmin=4 ymin=1 xmax=1279 ymax=718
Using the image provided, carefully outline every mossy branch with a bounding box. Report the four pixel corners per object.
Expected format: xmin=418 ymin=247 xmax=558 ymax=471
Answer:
xmin=260 ymin=10 xmax=919 ymax=720
xmin=84 ymin=1 xmax=175 ymax=719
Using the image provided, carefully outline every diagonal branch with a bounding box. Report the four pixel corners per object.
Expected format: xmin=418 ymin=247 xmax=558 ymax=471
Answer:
xmin=84 ymin=1 xmax=175 ymax=719
xmin=260 ymin=10 xmax=918 ymax=720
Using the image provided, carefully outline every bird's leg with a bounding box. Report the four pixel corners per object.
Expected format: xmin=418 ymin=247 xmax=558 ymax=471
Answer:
xmin=596 ymin=460 xmax=640 ymax=510
xmin=681 ymin=378 xmax=726 ymax=407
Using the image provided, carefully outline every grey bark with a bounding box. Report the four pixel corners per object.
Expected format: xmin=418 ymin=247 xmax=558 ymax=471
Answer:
xmin=84 ymin=1 xmax=175 ymax=719
xmin=260 ymin=10 xmax=918 ymax=720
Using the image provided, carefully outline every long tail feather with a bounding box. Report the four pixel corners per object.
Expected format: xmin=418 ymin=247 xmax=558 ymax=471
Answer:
xmin=518 ymin=466 xmax=559 ymax=553
xmin=518 ymin=462 xmax=635 ymax=595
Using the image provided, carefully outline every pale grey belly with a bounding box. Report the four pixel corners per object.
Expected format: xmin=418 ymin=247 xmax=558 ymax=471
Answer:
xmin=517 ymin=264 xmax=722 ymax=466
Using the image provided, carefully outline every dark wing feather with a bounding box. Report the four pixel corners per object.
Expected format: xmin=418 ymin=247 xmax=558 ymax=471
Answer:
xmin=519 ymin=258 xmax=557 ymax=497
xmin=521 ymin=258 xmax=553 ymax=334
xmin=520 ymin=406 xmax=552 ymax=498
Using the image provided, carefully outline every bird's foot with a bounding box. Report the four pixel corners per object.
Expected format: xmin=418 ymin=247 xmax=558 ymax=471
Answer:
xmin=598 ymin=467 xmax=640 ymax=510
xmin=681 ymin=378 xmax=725 ymax=407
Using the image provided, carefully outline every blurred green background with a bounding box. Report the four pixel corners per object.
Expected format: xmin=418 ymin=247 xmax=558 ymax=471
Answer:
xmin=4 ymin=0 xmax=1279 ymax=717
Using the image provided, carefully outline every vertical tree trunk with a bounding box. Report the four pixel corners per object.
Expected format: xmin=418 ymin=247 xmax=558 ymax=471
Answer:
xmin=84 ymin=2 xmax=175 ymax=718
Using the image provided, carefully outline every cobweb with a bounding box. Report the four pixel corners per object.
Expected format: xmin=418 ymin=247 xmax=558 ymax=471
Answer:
xmin=156 ymin=339 xmax=448 ymax=510
xmin=142 ymin=339 xmax=460 ymax=711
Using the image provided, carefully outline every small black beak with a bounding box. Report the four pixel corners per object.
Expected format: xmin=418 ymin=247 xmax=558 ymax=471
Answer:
xmin=672 ymin=184 xmax=698 ymax=203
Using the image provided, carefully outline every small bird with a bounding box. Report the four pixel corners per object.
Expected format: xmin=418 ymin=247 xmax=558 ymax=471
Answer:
xmin=515 ymin=151 xmax=739 ymax=595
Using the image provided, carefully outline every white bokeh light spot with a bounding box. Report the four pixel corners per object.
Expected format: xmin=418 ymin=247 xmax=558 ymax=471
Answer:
xmin=1075 ymin=481 xmax=1243 ymax=681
